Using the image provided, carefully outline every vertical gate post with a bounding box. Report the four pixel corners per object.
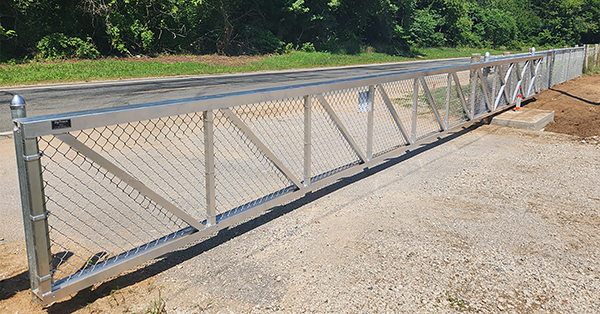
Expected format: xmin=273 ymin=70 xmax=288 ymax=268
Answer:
xmin=366 ymin=85 xmax=374 ymax=161
xmin=444 ymin=74 xmax=452 ymax=129
xmin=411 ymin=79 xmax=418 ymax=143
xmin=469 ymin=53 xmax=480 ymax=118
xmin=204 ymin=110 xmax=216 ymax=226
xmin=584 ymin=44 xmax=589 ymax=72
xmin=11 ymin=95 xmax=53 ymax=304
xmin=303 ymin=95 xmax=311 ymax=187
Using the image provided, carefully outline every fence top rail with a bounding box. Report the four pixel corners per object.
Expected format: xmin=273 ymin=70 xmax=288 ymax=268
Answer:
xmin=488 ymin=47 xmax=584 ymax=60
xmin=16 ymin=54 xmax=544 ymax=139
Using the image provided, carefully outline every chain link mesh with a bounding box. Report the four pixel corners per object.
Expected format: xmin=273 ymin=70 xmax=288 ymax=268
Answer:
xmin=322 ymin=87 xmax=370 ymax=153
xmin=41 ymin=131 xmax=191 ymax=284
xmin=212 ymin=110 xmax=295 ymax=217
xmin=310 ymin=97 xmax=361 ymax=181
xmin=447 ymin=74 xmax=469 ymax=126
xmin=372 ymin=88 xmax=407 ymax=157
xmin=231 ymin=99 xmax=305 ymax=182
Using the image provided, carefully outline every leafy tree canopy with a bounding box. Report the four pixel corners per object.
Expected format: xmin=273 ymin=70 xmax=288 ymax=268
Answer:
xmin=0 ymin=0 xmax=598 ymax=61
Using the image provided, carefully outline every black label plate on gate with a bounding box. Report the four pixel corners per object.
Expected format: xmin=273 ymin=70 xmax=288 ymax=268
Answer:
xmin=51 ymin=119 xmax=72 ymax=130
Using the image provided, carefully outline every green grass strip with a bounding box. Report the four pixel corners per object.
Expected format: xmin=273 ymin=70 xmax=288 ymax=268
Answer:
xmin=0 ymin=49 xmax=527 ymax=87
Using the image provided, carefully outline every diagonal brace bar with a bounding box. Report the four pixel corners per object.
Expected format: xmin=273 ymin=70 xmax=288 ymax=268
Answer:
xmin=55 ymin=133 xmax=206 ymax=231
xmin=419 ymin=77 xmax=445 ymax=130
xmin=493 ymin=65 xmax=512 ymax=110
xmin=375 ymin=84 xmax=410 ymax=144
xmin=527 ymin=59 xmax=542 ymax=96
xmin=477 ymin=69 xmax=493 ymax=112
xmin=221 ymin=108 xmax=304 ymax=188
xmin=451 ymin=73 xmax=471 ymax=120
xmin=511 ymin=61 xmax=527 ymax=103
xmin=316 ymin=94 xmax=368 ymax=162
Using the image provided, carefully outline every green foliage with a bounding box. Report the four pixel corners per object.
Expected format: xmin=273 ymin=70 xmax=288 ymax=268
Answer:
xmin=1 ymin=0 xmax=600 ymax=61
xmin=0 ymin=26 xmax=17 ymax=38
xmin=472 ymin=8 xmax=518 ymax=48
xmin=301 ymin=42 xmax=316 ymax=52
xmin=36 ymin=33 xmax=100 ymax=59
xmin=409 ymin=7 xmax=447 ymax=47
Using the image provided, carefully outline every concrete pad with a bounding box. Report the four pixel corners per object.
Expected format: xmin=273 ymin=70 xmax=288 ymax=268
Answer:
xmin=491 ymin=107 xmax=554 ymax=131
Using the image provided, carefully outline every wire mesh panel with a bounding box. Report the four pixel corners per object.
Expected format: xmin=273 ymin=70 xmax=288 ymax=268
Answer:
xmin=39 ymin=113 xmax=207 ymax=285
xmin=538 ymin=55 xmax=549 ymax=92
xmin=310 ymin=96 xmax=362 ymax=181
xmin=553 ymin=50 xmax=570 ymax=85
xmin=378 ymin=80 xmax=414 ymax=132
xmin=321 ymin=87 xmax=370 ymax=153
xmin=569 ymin=49 xmax=584 ymax=80
xmin=212 ymin=110 xmax=296 ymax=217
xmin=413 ymin=82 xmax=442 ymax=139
xmin=446 ymin=75 xmax=470 ymax=126
xmin=12 ymin=50 xmax=579 ymax=305
xmin=423 ymin=74 xmax=448 ymax=114
xmin=474 ymin=69 xmax=492 ymax=117
xmin=371 ymin=88 xmax=408 ymax=158
xmin=231 ymin=99 xmax=305 ymax=184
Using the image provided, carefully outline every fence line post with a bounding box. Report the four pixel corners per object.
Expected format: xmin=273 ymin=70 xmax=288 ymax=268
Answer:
xmin=564 ymin=47 xmax=571 ymax=82
xmin=11 ymin=95 xmax=53 ymax=304
xmin=594 ymin=44 xmax=598 ymax=67
xmin=584 ymin=44 xmax=589 ymax=72
xmin=547 ymin=48 xmax=554 ymax=89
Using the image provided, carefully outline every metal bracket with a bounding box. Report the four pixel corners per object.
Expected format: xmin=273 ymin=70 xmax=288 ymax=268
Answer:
xmin=30 ymin=211 xmax=50 ymax=222
xmin=38 ymin=274 xmax=52 ymax=283
xmin=23 ymin=152 xmax=43 ymax=162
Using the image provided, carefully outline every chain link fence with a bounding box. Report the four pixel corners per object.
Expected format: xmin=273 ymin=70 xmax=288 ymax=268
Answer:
xmin=10 ymin=47 xmax=586 ymax=305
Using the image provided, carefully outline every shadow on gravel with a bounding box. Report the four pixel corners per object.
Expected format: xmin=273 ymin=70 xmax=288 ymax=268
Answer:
xmin=45 ymin=119 xmax=491 ymax=313
xmin=0 ymin=270 xmax=29 ymax=301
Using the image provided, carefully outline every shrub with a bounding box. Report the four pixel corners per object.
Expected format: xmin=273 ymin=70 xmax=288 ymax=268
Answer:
xmin=37 ymin=33 xmax=100 ymax=59
xmin=301 ymin=42 xmax=316 ymax=52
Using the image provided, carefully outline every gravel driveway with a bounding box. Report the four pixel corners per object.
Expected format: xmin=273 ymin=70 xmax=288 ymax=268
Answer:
xmin=120 ymin=124 xmax=599 ymax=314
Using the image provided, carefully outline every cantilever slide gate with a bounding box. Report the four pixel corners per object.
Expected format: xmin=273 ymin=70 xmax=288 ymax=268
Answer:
xmin=9 ymin=47 xmax=584 ymax=304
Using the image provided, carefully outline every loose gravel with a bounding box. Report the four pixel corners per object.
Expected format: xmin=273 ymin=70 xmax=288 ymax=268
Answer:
xmin=133 ymin=124 xmax=600 ymax=314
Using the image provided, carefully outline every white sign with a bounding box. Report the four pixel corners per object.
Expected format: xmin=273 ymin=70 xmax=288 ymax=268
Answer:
xmin=358 ymin=91 xmax=372 ymax=113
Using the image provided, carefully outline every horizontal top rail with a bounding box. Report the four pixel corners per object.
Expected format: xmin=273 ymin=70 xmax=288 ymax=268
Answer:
xmin=488 ymin=47 xmax=584 ymax=60
xmin=16 ymin=54 xmax=544 ymax=139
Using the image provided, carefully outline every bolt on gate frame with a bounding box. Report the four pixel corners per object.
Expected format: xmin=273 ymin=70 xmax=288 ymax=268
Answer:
xmin=10 ymin=47 xmax=583 ymax=305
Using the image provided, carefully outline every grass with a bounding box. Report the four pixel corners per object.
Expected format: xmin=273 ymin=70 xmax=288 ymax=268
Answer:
xmin=142 ymin=290 xmax=166 ymax=314
xmin=0 ymin=48 xmax=529 ymax=87
xmin=415 ymin=46 xmax=529 ymax=59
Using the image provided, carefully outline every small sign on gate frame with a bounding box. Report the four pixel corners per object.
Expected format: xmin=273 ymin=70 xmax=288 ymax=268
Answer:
xmin=358 ymin=91 xmax=372 ymax=113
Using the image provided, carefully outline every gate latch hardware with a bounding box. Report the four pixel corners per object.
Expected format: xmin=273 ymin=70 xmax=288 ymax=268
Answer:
xmin=37 ymin=274 xmax=52 ymax=283
xmin=31 ymin=211 xmax=50 ymax=222
xmin=23 ymin=152 xmax=43 ymax=162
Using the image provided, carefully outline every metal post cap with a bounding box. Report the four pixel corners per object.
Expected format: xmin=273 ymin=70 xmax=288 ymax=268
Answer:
xmin=10 ymin=95 xmax=26 ymax=109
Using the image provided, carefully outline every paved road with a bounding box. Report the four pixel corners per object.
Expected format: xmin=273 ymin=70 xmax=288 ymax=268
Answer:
xmin=0 ymin=57 xmax=469 ymax=133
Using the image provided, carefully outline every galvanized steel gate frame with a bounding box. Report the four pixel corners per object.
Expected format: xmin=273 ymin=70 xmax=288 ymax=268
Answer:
xmin=10 ymin=48 xmax=583 ymax=305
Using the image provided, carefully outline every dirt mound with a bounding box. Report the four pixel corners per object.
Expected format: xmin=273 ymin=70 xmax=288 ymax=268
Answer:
xmin=526 ymin=74 xmax=600 ymax=137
